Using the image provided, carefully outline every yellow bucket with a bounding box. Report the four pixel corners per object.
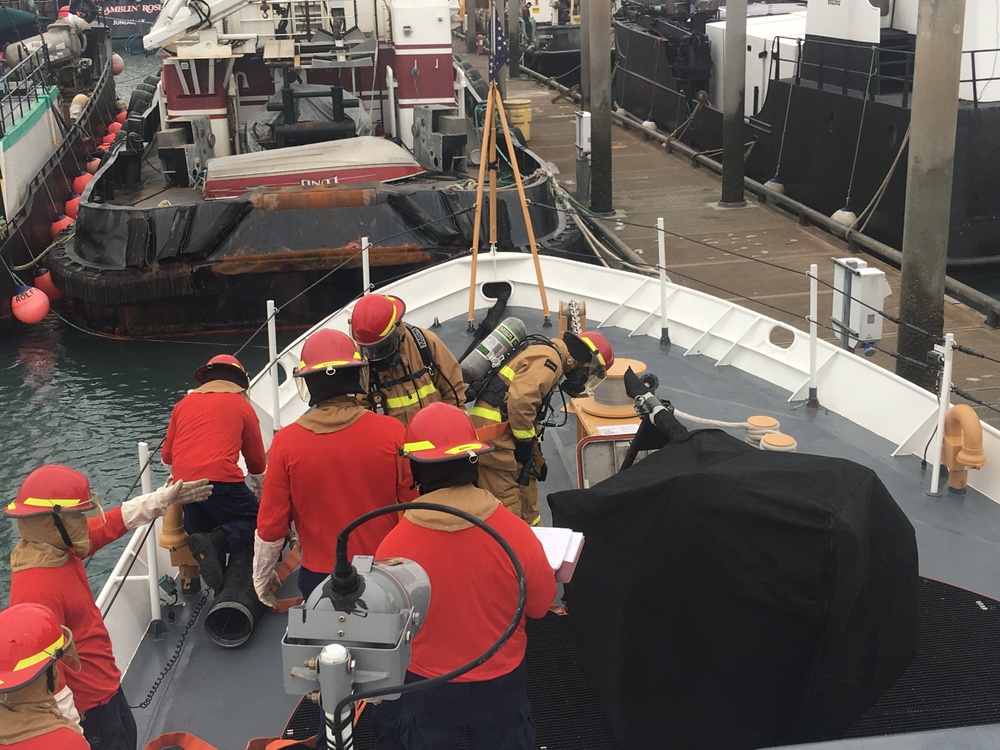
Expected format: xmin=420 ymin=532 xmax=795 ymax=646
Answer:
xmin=503 ymin=99 xmax=533 ymax=142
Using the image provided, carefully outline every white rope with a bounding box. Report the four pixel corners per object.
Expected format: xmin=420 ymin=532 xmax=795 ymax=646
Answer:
xmin=672 ymin=409 xmax=784 ymax=447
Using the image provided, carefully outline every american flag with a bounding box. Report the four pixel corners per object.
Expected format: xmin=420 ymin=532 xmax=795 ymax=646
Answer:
xmin=488 ymin=5 xmax=509 ymax=81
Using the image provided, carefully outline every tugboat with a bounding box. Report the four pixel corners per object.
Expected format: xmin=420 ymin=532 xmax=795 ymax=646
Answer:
xmin=45 ymin=0 xmax=581 ymax=336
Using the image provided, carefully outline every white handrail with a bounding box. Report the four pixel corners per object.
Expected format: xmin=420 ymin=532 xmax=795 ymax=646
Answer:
xmin=138 ymin=442 xmax=162 ymax=627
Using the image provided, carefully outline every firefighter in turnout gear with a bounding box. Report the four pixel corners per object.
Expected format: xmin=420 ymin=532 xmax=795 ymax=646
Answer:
xmin=0 ymin=603 xmax=87 ymax=749
xmin=469 ymin=331 xmax=613 ymax=524
xmin=349 ymin=294 xmax=465 ymax=425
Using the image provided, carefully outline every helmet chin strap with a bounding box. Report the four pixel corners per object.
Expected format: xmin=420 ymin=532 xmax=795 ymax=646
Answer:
xmin=51 ymin=508 xmax=75 ymax=550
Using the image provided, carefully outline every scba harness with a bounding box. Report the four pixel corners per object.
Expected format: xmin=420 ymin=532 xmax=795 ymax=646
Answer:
xmin=368 ymin=325 xmax=438 ymax=415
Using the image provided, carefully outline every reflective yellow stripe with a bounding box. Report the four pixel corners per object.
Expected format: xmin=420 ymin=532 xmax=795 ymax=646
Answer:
xmin=385 ymin=382 xmax=437 ymax=409
xmin=445 ymin=442 xmax=487 ymax=455
xmin=403 ymin=440 xmax=436 ymax=452
xmin=19 ymin=497 xmax=85 ymax=509
xmin=511 ymin=427 xmax=536 ymax=440
xmin=13 ymin=634 xmax=64 ymax=672
xmin=470 ymin=406 xmax=502 ymax=422
xmin=529 ymin=515 xmax=541 ymax=526
xmin=300 ymin=353 xmax=362 ymax=371
xmin=379 ymin=304 xmax=400 ymax=338
xmin=499 ymin=365 xmax=516 ymax=381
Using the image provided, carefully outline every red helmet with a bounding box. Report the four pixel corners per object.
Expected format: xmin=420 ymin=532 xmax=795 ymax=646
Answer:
xmin=293 ymin=329 xmax=366 ymax=377
xmin=350 ymin=294 xmax=407 ymax=366
xmin=6 ymin=465 xmax=97 ymax=518
xmin=195 ymin=354 xmax=249 ymax=390
xmin=578 ymin=331 xmax=614 ymax=369
xmin=402 ymin=403 xmax=494 ymax=463
xmin=0 ymin=603 xmax=73 ymax=693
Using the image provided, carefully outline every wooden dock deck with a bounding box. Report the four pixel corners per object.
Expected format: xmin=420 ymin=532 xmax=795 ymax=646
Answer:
xmin=457 ymin=45 xmax=1000 ymax=429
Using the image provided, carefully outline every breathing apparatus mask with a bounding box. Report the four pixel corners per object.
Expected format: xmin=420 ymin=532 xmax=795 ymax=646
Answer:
xmin=560 ymin=346 xmax=608 ymax=399
xmin=360 ymin=325 xmax=403 ymax=372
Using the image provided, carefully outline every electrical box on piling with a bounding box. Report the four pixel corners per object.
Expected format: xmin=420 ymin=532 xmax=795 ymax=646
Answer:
xmin=575 ymin=111 xmax=592 ymax=203
xmin=831 ymin=258 xmax=891 ymax=355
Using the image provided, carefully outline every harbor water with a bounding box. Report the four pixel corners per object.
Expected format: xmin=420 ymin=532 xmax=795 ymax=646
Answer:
xmin=0 ymin=316 xmax=274 ymax=602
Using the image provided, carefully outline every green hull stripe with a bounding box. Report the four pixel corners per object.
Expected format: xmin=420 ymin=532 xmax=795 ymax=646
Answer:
xmin=2 ymin=86 xmax=60 ymax=152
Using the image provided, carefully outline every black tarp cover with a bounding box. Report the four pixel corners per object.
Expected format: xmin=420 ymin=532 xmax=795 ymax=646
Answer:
xmin=548 ymin=428 xmax=919 ymax=749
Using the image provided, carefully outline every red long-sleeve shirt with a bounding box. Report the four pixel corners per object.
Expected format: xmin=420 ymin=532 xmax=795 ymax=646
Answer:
xmin=376 ymin=487 xmax=556 ymax=682
xmin=257 ymin=411 xmax=416 ymax=574
xmin=162 ymin=390 xmax=266 ymax=481
xmin=8 ymin=509 xmax=128 ymax=713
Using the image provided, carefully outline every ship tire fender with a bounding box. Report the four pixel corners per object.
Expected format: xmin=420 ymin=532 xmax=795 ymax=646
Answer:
xmin=128 ymin=90 xmax=153 ymax=114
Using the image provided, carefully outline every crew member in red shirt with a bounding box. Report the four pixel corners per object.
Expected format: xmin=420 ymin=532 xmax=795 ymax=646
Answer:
xmin=0 ymin=603 xmax=87 ymax=749
xmin=252 ymin=329 xmax=416 ymax=605
xmin=375 ymin=403 xmax=556 ymax=750
xmin=6 ymin=464 xmax=211 ymax=750
xmin=162 ymin=353 xmax=267 ymax=592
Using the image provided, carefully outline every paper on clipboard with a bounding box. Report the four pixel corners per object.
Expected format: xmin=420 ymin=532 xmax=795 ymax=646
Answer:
xmin=532 ymin=526 xmax=586 ymax=583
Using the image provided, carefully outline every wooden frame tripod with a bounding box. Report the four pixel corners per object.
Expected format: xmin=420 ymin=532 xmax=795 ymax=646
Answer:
xmin=466 ymin=77 xmax=551 ymax=328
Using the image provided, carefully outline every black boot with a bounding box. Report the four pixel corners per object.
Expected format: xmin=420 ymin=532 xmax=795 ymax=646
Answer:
xmin=187 ymin=528 xmax=229 ymax=593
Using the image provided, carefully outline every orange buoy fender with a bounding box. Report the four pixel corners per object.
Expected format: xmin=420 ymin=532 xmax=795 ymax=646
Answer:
xmin=64 ymin=194 xmax=80 ymax=220
xmin=33 ymin=269 xmax=63 ymax=301
xmin=51 ymin=214 xmax=74 ymax=238
xmin=72 ymin=172 xmax=93 ymax=195
xmin=12 ymin=286 xmax=50 ymax=323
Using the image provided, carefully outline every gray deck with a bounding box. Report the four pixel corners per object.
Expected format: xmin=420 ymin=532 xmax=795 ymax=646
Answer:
xmin=124 ymin=309 xmax=1000 ymax=748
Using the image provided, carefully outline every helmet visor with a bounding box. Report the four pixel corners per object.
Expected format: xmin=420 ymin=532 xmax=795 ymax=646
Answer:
xmin=81 ymin=491 xmax=105 ymax=527
xmin=295 ymin=373 xmax=310 ymax=403
xmin=583 ymin=365 xmax=607 ymax=395
xmin=360 ymin=326 xmax=401 ymax=367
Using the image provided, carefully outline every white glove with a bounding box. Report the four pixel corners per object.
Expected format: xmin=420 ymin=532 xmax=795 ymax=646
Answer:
xmin=253 ymin=531 xmax=285 ymax=609
xmin=247 ymin=473 xmax=265 ymax=500
xmin=54 ymin=684 xmax=81 ymax=724
xmin=121 ymin=479 xmax=213 ymax=530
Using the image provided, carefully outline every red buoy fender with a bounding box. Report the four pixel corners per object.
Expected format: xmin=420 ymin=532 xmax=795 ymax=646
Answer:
xmin=12 ymin=286 xmax=50 ymax=324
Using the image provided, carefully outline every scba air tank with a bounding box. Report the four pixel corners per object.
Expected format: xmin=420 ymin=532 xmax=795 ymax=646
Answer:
xmin=461 ymin=317 xmax=527 ymax=384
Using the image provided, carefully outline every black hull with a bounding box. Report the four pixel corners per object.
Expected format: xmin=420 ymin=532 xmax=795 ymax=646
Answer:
xmin=523 ymin=24 xmax=583 ymax=87
xmin=612 ymin=18 xmax=1000 ymax=266
xmin=0 ymin=28 xmax=118 ymax=329
xmin=48 ymin=167 xmax=585 ymax=337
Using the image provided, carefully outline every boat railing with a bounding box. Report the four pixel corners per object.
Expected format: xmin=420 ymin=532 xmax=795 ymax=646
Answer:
xmin=770 ymin=36 xmax=1000 ymax=109
xmin=0 ymin=47 xmax=53 ymax=139
xmin=95 ymin=442 xmax=173 ymax=674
